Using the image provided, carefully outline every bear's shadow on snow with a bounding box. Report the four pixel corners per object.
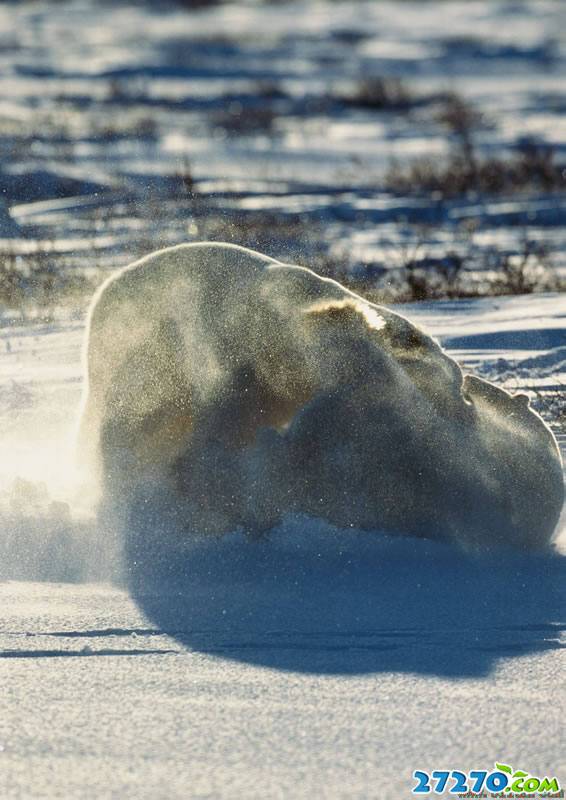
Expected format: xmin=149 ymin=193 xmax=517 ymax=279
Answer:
xmin=126 ymin=507 xmax=566 ymax=678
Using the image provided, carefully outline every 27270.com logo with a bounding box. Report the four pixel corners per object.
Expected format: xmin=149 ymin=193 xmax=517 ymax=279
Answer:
xmin=412 ymin=763 xmax=562 ymax=796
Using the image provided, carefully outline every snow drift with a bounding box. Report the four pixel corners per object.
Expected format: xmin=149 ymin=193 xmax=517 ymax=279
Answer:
xmin=78 ymin=242 xmax=563 ymax=553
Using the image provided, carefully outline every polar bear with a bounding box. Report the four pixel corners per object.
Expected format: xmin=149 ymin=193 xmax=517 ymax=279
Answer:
xmin=78 ymin=242 xmax=564 ymax=550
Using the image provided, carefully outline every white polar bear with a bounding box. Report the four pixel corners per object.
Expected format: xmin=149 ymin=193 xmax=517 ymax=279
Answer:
xmin=78 ymin=242 xmax=564 ymax=550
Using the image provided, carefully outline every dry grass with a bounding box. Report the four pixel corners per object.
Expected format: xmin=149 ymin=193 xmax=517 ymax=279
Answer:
xmin=211 ymin=105 xmax=278 ymax=137
xmin=385 ymin=93 xmax=564 ymax=197
xmin=0 ymin=247 xmax=94 ymax=317
xmin=385 ymin=144 xmax=565 ymax=198
xmin=341 ymin=77 xmax=415 ymax=112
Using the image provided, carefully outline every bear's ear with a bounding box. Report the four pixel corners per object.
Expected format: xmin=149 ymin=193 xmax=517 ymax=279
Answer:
xmin=513 ymin=392 xmax=530 ymax=408
xmin=305 ymin=299 xmax=386 ymax=333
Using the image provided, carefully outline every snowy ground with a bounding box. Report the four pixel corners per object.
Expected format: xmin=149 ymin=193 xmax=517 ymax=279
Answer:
xmin=0 ymin=292 xmax=564 ymax=799
xmin=0 ymin=0 xmax=565 ymax=296
xmin=0 ymin=581 xmax=563 ymax=800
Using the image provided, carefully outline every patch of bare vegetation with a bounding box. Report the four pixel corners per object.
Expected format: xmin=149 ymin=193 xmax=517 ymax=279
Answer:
xmin=0 ymin=246 xmax=94 ymax=318
xmin=386 ymin=143 xmax=565 ymax=198
xmin=211 ymin=104 xmax=278 ymax=137
xmin=341 ymin=77 xmax=416 ymax=112
xmin=332 ymin=225 xmax=563 ymax=305
xmin=89 ymin=113 xmax=159 ymax=143
xmin=534 ymin=389 xmax=566 ymax=435
xmin=386 ymin=93 xmax=565 ymax=197
xmin=174 ymin=158 xmax=197 ymax=196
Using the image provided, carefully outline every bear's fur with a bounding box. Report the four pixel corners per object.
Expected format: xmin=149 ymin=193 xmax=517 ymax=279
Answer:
xmin=78 ymin=242 xmax=564 ymax=550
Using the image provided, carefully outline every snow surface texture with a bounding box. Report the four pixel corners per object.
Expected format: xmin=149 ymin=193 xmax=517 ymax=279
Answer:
xmin=79 ymin=242 xmax=563 ymax=556
xmin=0 ymin=583 xmax=562 ymax=800
xmin=1 ymin=0 xmax=565 ymax=286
